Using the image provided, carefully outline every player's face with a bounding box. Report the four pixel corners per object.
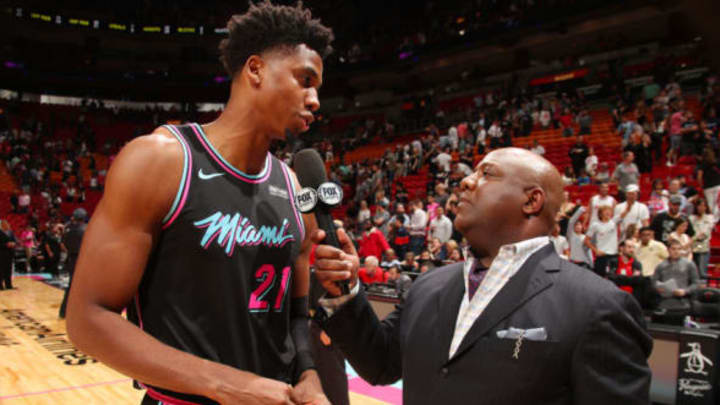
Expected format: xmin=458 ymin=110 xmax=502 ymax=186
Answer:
xmin=262 ymin=44 xmax=323 ymax=138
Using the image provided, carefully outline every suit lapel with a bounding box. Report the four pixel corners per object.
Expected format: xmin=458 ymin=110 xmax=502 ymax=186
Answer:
xmin=436 ymin=263 xmax=465 ymax=361
xmin=446 ymin=244 xmax=560 ymax=364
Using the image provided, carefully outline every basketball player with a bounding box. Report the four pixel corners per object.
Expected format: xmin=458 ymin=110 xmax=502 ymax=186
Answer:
xmin=66 ymin=2 xmax=333 ymax=404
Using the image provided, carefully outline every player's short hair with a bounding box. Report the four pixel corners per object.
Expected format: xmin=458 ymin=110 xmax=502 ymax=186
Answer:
xmin=219 ymin=0 xmax=334 ymax=77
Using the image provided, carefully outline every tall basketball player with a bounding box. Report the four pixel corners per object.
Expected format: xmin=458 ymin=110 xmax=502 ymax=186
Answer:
xmin=66 ymin=2 xmax=333 ymax=404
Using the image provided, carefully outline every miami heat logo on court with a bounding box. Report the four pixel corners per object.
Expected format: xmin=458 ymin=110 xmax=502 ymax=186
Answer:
xmin=194 ymin=211 xmax=295 ymax=256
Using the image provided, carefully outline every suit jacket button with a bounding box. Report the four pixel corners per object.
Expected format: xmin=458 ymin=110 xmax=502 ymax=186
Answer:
xmin=441 ymin=367 xmax=449 ymax=376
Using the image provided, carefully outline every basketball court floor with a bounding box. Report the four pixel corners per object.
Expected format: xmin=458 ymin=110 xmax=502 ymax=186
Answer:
xmin=0 ymin=276 xmax=401 ymax=404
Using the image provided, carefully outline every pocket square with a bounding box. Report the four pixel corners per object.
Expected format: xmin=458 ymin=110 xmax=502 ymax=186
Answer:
xmin=496 ymin=327 xmax=548 ymax=341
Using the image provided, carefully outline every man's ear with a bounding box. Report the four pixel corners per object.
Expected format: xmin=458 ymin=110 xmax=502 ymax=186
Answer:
xmin=245 ymin=55 xmax=264 ymax=88
xmin=523 ymin=187 xmax=545 ymax=217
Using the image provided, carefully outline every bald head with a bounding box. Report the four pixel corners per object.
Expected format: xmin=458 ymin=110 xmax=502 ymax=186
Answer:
xmin=486 ymin=148 xmax=564 ymax=227
xmin=455 ymin=147 xmax=564 ymax=259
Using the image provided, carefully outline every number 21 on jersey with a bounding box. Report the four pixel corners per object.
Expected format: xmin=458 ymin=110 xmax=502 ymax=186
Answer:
xmin=248 ymin=264 xmax=292 ymax=313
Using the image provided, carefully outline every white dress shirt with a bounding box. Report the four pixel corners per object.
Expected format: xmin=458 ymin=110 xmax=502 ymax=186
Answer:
xmin=449 ymin=236 xmax=549 ymax=358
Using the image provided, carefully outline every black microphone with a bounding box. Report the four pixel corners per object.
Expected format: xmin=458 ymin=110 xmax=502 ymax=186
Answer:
xmin=292 ymin=149 xmax=350 ymax=295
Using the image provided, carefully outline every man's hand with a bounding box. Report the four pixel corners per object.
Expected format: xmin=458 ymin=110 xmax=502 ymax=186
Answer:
xmin=311 ymin=228 xmax=359 ymax=297
xmin=212 ymin=374 xmax=295 ymax=405
xmin=6 ymin=242 xmax=14 ymax=248
xmin=290 ymin=370 xmax=330 ymax=405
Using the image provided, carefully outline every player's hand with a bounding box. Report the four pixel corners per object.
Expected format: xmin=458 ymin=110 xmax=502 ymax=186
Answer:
xmin=311 ymin=228 xmax=359 ymax=297
xmin=290 ymin=370 xmax=330 ymax=405
xmin=214 ymin=375 xmax=294 ymax=405
xmin=673 ymin=289 xmax=686 ymax=297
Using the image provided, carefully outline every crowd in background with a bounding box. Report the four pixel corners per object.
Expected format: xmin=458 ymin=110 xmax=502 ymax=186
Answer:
xmin=326 ymin=71 xmax=720 ymax=312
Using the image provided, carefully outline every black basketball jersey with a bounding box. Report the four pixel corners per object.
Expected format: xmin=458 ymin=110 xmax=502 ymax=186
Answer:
xmin=127 ymin=123 xmax=305 ymax=404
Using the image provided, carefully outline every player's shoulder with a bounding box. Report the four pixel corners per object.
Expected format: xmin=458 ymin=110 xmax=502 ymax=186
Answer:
xmin=112 ymin=127 xmax=185 ymax=176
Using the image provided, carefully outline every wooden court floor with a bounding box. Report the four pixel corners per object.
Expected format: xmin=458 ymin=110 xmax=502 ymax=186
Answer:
xmin=0 ymin=277 xmax=388 ymax=405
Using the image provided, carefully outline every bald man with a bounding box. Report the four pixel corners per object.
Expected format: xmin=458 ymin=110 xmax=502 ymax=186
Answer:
xmin=312 ymin=148 xmax=652 ymax=405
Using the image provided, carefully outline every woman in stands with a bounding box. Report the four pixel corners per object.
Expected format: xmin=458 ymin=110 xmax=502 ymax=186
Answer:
xmin=668 ymin=219 xmax=693 ymax=262
xmin=585 ymin=205 xmax=620 ymax=278
xmin=689 ymin=198 xmax=716 ymax=279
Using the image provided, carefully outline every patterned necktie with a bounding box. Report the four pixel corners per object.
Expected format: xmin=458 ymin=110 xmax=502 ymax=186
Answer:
xmin=468 ymin=260 xmax=488 ymax=300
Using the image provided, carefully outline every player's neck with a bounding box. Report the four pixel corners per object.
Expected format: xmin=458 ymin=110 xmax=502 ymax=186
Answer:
xmin=205 ymin=103 xmax=271 ymax=175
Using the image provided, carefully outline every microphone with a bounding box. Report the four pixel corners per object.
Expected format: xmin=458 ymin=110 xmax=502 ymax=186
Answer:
xmin=292 ymin=149 xmax=349 ymax=295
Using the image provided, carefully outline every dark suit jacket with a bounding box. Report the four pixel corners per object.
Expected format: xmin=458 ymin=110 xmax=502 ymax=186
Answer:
xmin=322 ymin=244 xmax=652 ymax=405
xmin=0 ymin=230 xmax=16 ymax=262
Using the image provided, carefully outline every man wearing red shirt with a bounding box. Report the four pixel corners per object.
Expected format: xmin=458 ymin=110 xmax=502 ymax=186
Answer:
xmin=358 ymin=256 xmax=388 ymax=285
xmin=609 ymin=240 xmax=646 ymax=306
xmin=358 ymin=222 xmax=392 ymax=260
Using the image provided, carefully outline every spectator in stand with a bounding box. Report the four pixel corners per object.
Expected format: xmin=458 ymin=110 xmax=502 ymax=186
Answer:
xmin=9 ymin=191 xmax=18 ymax=213
xmin=623 ymin=224 xmax=640 ymax=246
xmin=608 ymin=240 xmax=644 ymax=299
xmin=650 ymin=194 xmax=694 ymax=245
xmin=584 ymin=147 xmax=598 ymax=177
xmin=647 ymin=179 xmax=668 ymax=217
xmin=428 ymin=206 xmax=453 ymax=244
xmin=594 ymin=162 xmax=611 ymax=184
xmin=689 ymin=198 xmax=715 ymax=279
xmin=358 ymin=256 xmax=388 ymax=285
xmin=624 ymin=129 xmax=652 ymax=174
xmin=425 ymin=195 xmax=439 ymax=223
xmin=380 ymin=249 xmax=402 ymax=270
xmin=549 ymin=223 xmax=569 ymax=259
xmin=667 ymin=220 xmax=693 ymax=262
xmin=389 ymin=203 xmax=409 ymax=227
xmin=357 ymin=200 xmax=371 ymax=224
xmin=617 ymin=115 xmax=637 ymax=146
xmin=562 ymin=167 xmax=575 ymax=186
xmin=697 ymin=148 xmax=720 ymax=218
xmin=568 ymin=136 xmax=589 ymax=178
xmin=386 ymin=266 xmax=412 ymax=302
xmin=434 ymin=184 xmax=450 ymax=208
xmin=408 ymin=200 xmax=427 ymax=255
xmin=417 ymin=250 xmax=436 ymax=273
xmin=680 ymin=110 xmax=700 ymax=157
xmin=577 ymin=109 xmax=592 ymax=135
xmin=388 ymin=215 xmax=410 ymax=259
xmin=42 ymin=223 xmax=66 ymax=278
xmin=652 ymin=240 xmax=700 ymax=312
xmin=567 ymin=206 xmax=593 ymax=270
xmin=434 ymin=147 xmax=452 ymax=173
xmin=588 ymin=182 xmax=616 ymax=225
xmin=614 ymin=184 xmax=650 ymax=235
xmin=401 ymin=251 xmax=419 ymax=273
xmin=612 ymin=151 xmax=640 ymax=201
xmin=559 ymin=108 xmax=574 ymax=137
xmin=452 ymin=161 xmax=473 ymax=178
xmin=18 ymin=190 xmax=30 ymax=214
xmin=702 ymin=108 xmax=720 ymax=150
xmin=19 ymin=224 xmax=35 ymax=272
xmin=425 ymin=237 xmax=443 ymax=261
xmin=636 ymin=227 xmax=668 ymax=279
xmin=667 ymin=178 xmax=692 ymax=215
xmin=539 ymin=108 xmax=551 ymax=129
xmin=576 ymin=169 xmax=591 ymax=186
xmin=358 ymin=221 xmax=392 ymax=261
xmin=530 ymin=139 xmax=545 ymax=156
xmin=667 ymin=106 xmax=686 ymax=166
xmin=585 ymin=205 xmax=619 ymax=278
xmin=373 ymin=204 xmax=391 ymax=237
xmin=487 ymin=120 xmax=503 ymax=149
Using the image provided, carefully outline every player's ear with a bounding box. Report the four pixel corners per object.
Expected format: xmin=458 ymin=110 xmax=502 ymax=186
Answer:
xmin=245 ymin=55 xmax=264 ymax=88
